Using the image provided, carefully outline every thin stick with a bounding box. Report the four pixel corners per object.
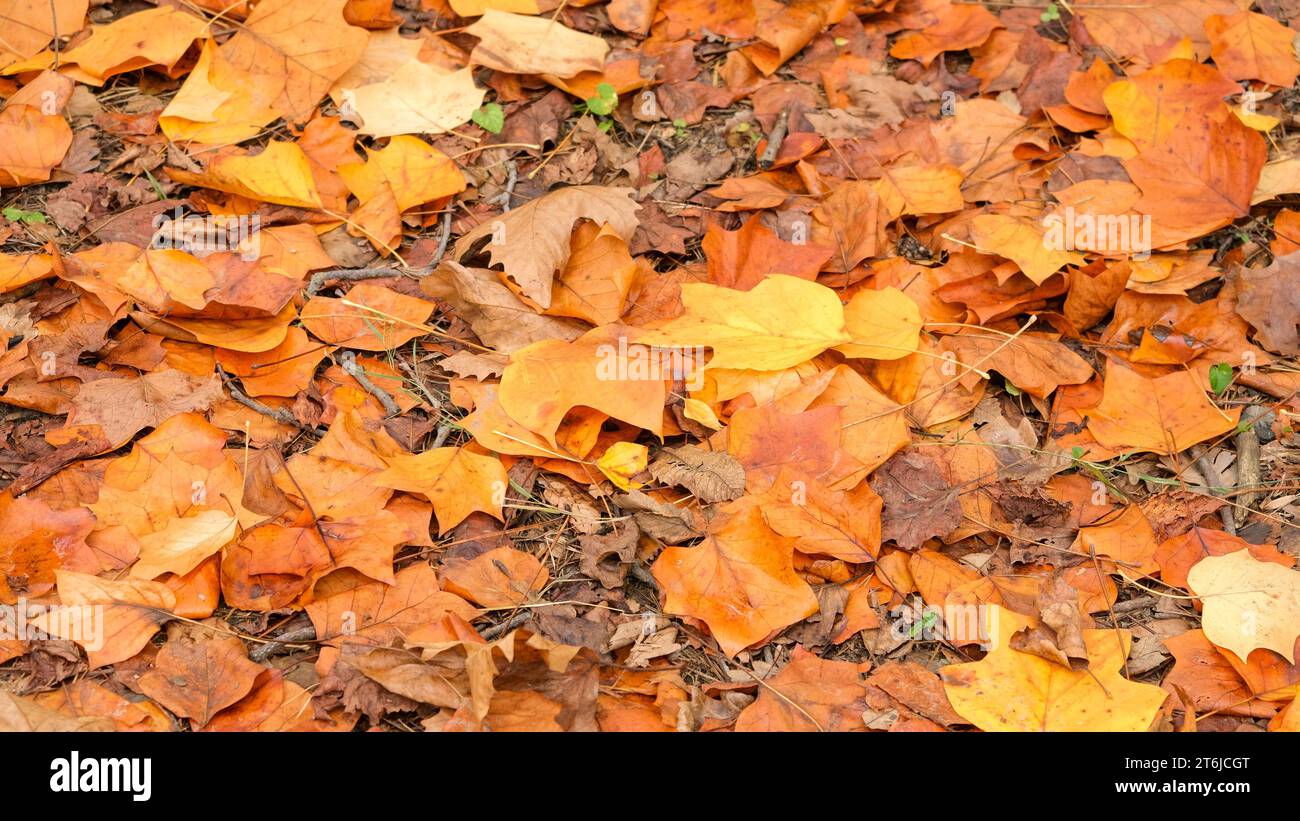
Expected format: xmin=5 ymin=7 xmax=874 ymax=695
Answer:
xmin=217 ymin=365 xmax=304 ymax=429
xmin=339 ymin=351 xmax=400 ymax=416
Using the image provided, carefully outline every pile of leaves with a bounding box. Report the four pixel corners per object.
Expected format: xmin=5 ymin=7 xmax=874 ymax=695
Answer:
xmin=2 ymin=0 xmax=1300 ymax=733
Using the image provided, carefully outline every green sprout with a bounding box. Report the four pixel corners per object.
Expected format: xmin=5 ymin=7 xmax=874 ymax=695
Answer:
xmin=2 ymin=206 xmax=46 ymax=224
xmin=472 ymin=102 xmax=504 ymax=134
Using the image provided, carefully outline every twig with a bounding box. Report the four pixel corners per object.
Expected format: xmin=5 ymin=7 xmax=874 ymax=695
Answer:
xmin=1111 ymin=596 xmax=1156 ymax=614
xmin=339 ymin=351 xmax=400 ymax=416
xmin=759 ymin=110 xmax=789 ymax=169
xmin=217 ymin=365 xmax=304 ymax=429
xmin=1191 ymin=444 xmax=1236 ymax=535
xmin=49 ymin=0 xmax=61 ymax=70
xmin=1234 ymin=406 xmax=1266 ymax=527
xmin=248 ymin=623 xmax=317 ymax=662
xmin=306 ymin=266 xmax=415 ymax=297
xmin=493 ymin=161 xmax=518 ymax=211
xmin=480 ymin=612 xmax=531 ymax=640
xmin=432 ymin=209 xmax=453 ymax=263
xmin=429 ymin=423 xmax=453 ymax=449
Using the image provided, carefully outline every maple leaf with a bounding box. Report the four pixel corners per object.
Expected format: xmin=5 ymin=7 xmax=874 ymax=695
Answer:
xmin=1205 ymin=10 xmax=1300 ymax=87
xmin=372 ymin=446 xmax=509 ymax=534
xmin=300 ymin=283 xmax=435 ymax=351
xmin=498 ymin=332 xmax=666 ymax=448
xmin=0 ymin=492 xmax=95 ymax=603
xmin=216 ymin=0 xmax=367 ymax=123
xmin=50 ymin=6 xmax=207 ymax=83
xmin=701 ymin=216 xmax=833 ymax=291
xmin=34 ymin=570 xmax=176 ymax=669
xmin=51 ymin=368 xmax=223 ymax=451
xmin=835 ymin=286 xmax=922 ymax=360
xmin=0 ymin=691 xmax=114 ymax=732
xmin=167 ymin=141 xmax=324 ymax=209
xmin=465 ymin=10 xmax=609 ymax=78
xmin=1232 ymin=251 xmax=1300 ymax=355
xmin=441 ymin=546 xmax=549 ymax=607
xmin=870 ymin=451 xmax=963 ymax=550
xmin=652 ymin=499 xmax=818 ymax=657
xmin=734 ymin=648 xmax=872 ymax=731
xmin=758 ymin=470 xmax=882 ymax=562
xmin=634 ymin=275 xmax=851 ymax=371
xmin=452 ymin=185 xmax=639 ymax=309
xmin=1073 ymin=505 xmax=1159 ymax=576
xmin=941 ymin=613 xmax=1169 ymax=731
xmin=346 ymin=62 xmax=483 ymax=139
xmin=1154 ymin=527 xmax=1294 ymax=589
xmin=306 ymin=563 xmax=478 ymax=647
xmin=0 ymin=105 xmax=73 ymax=187
xmin=138 ymin=636 xmax=264 ymax=728
xmin=1085 ymin=362 xmax=1240 ymax=454
xmin=1188 ymin=551 xmax=1300 ymax=664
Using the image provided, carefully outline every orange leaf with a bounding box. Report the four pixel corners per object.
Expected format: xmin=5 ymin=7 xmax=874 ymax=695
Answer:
xmin=1085 ymin=362 xmax=1239 ymax=455
xmin=653 ymin=499 xmax=818 ymax=657
xmin=373 ymin=446 xmax=509 ymax=533
xmin=138 ymin=636 xmax=263 ymax=728
xmin=441 ymin=546 xmax=548 ymax=607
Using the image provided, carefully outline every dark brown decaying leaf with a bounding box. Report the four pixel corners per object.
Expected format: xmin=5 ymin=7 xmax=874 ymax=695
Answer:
xmin=870 ymin=451 xmax=963 ymax=549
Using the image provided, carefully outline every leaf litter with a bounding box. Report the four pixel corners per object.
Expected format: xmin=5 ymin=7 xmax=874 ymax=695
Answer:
xmin=0 ymin=0 xmax=1299 ymax=733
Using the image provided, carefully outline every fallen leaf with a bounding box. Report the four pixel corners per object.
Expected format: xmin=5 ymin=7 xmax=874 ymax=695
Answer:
xmin=138 ymin=636 xmax=263 ymax=728
xmin=452 ymin=185 xmax=639 ymax=309
xmin=1188 ymin=550 xmax=1300 ymax=663
xmin=653 ymin=499 xmax=818 ymax=657
xmin=466 ymin=10 xmax=609 ymax=78
xmin=941 ymin=615 xmax=1168 ymax=731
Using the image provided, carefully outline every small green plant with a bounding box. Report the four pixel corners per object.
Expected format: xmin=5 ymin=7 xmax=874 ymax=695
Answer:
xmin=471 ymin=102 xmax=504 ymax=134
xmin=577 ymin=83 xmax=619 ymax=131
xmin=2 ymin=206 xmax=46 ymax=224
xmin=1040 ymin=2 xmax=1061 ymax=23
xmin=907 ymin=609 xmax=940 ymax=640
xmin=1208 ymin=362 xmax=1233 ymax=394
xmin=673 ymin=117 xmax=688 ymax=139
xmin=586 ymin=83 xmax=618 ymax=116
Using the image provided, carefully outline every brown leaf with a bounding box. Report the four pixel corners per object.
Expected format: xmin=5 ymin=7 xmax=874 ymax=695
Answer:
xmin=870 ymin=451 xmax=963 ymax=549
xmin=138 ymin=635 xmax=263 ymax=728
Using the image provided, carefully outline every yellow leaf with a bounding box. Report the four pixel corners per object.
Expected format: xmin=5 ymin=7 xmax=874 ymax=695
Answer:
xmin=465 ymin=10 xmax=608 ymax=79
xmin=941 ymin=614 xmax=1168 ymax=731
xmin=1188 ymin=550 xmax=1300 ymax=663
xmin=835 ymin=287 xmax=922 ymax=360
xmin=345 ymin=61 xmax=484 ymax=138
xmin=1086 ymin=364 xmax=1239 ymax=455
xmin=167 ymin=141 xmax=323 ymax=209
xmin=873 ymin=163 xmax=965 ymax=218
xmin=56 ymin=7 xmax=208 ymax=83
xmin=449 ymin=0 xmax=539 ymax=15
xmin=130 ymin=510 xmax=240 ymax=580
xmin=634 ymin=275 xmax=851 ymax=371
xmin=969 ymin=214 xmax=1085 ymax=285
xmin=682 ymin=398 xmax=722 ymax=430
xmin=159 ymin=40 xmax=278 ymax=145
xmin=218 ymin=0 xmax=368 ymax=123
xmin=338 ymin=135 xmax=466 ymax=213
xmin=499 ymin=334 xmax=666 ymax=447
xmin=596 ymin=441 xmax=648 ymax=490
xmin=372 ymin=446 xmax=508 ymax=534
